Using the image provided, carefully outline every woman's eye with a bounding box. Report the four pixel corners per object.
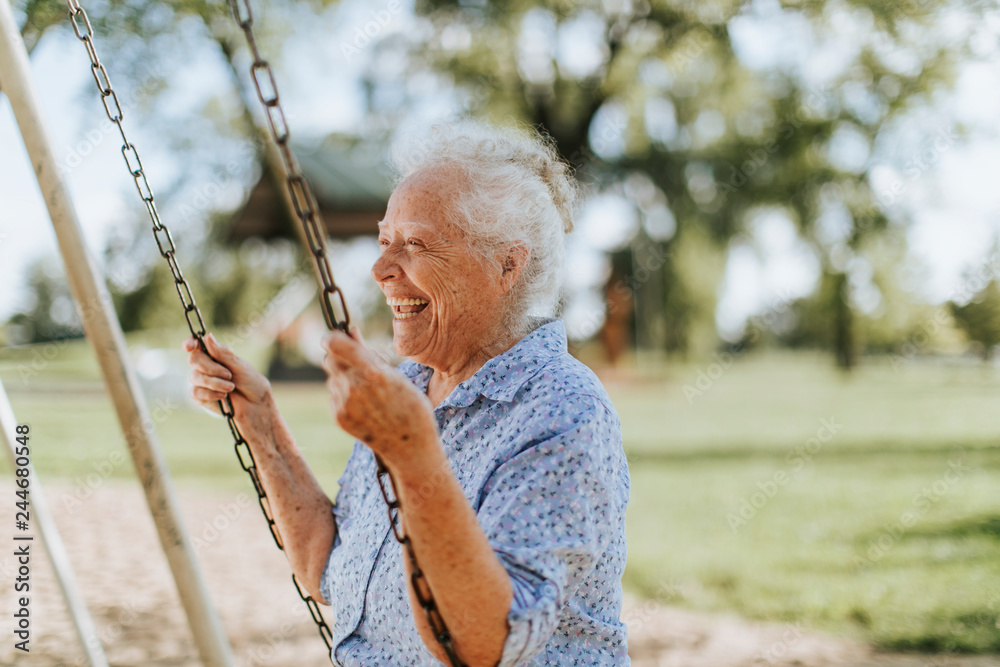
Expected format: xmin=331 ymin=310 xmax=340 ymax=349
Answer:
xmin=407 ymin=239 xmax=423 ymax=247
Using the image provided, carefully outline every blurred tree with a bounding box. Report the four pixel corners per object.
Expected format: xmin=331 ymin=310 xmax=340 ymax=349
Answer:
xmin=9 ymin=0 xmax=331 ymax=337
xmin=10 ymin=0 xmax=985 ymax=368
xmin=4 ymin=220 xmax=289 ymax=343
xmin=357 ymin=0 xmax=979 ymax=366
xmin=14 ymin=0 xmax=63 ymax=54
xmin=779 ymin=227 xmax=951 ymax=359
xmin=3 ymin=258 xmax=82 ymax=344
xmin=950 ymin=279 xmax=1000 ymax=362
xmin=11 ymin=0 xmax=331 ymax=183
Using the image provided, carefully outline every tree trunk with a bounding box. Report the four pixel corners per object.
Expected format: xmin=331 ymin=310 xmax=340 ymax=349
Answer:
xmin=629 ymin=237 xmax=690 ymax=355
xmin=833 ymin=271 xmax=857 ymax=370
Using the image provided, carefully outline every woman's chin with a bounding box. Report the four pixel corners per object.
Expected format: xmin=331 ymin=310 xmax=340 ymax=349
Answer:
xmin=390 ymin=329 xmax=422 ymax=359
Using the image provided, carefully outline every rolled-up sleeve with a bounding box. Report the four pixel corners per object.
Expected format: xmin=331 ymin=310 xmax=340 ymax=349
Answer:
xmin=476 ymin=395 xmax=624 ymax=666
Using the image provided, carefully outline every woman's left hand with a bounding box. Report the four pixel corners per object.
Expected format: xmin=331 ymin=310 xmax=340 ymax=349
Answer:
xmin=321 ymin=328 xmax=438 ymax=468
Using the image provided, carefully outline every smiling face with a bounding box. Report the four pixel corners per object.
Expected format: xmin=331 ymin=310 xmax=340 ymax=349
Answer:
xmin=372 ymin=166 xmax=516 ymax=376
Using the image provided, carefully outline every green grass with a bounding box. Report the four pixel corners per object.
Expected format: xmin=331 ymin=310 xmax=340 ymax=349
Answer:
xmin=2 ymin=335 xmax=999 ymax=652
xmin=625 ymin=451 xmax=1000 ymax=652
xmin=0 ymin=328 xmax=354 ymax=491
xmin=617 ymin=351 xmax=1000 ymax=653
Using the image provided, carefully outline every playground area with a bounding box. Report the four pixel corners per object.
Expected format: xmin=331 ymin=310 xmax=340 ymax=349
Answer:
xmin=3 ymin=0 xmax=1000 ymax=663
xmin=2 ymin=480 xmax=998 ymax=667
xmin=1 ymin=336 xmax=998 ymax=665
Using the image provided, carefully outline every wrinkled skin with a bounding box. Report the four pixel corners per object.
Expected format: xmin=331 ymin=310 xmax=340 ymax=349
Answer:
xmin=321 ymin=165 xmax=526 ymax=457
xmin=369 ymin=165 xmax=526 ymax=405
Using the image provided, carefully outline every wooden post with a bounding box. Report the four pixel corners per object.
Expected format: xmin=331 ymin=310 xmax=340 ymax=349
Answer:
xmin=0 ymin=1 xmax=234 ymax=664
xmin=0 ymin=379 xmax=110 ymax=667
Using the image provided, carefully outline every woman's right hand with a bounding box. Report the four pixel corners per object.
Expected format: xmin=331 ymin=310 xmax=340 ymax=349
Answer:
xmin=183 ymin=333 xmax=275 ymax=441
xmin=187 ymin=333 xmax=335 ymax=601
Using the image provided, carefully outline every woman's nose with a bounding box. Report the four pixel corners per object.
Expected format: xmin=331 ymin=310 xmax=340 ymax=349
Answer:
xmin=371 ymin=251 xmax=398 ymax=283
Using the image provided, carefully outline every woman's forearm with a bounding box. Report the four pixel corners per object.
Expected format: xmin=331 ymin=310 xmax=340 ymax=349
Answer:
xmin=388 ymin=437 xmax=512 ymax=667
xmin=241 ymin=392 xmax=336 ymax=601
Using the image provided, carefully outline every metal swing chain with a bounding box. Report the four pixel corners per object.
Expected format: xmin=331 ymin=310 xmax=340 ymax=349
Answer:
xmin=374 ymin=458 xmax=466 ymax=667
xmin=63 ymin=0 xmax=335 ymax=655
xmin=226 ymin=2 xmax=466 ymax=665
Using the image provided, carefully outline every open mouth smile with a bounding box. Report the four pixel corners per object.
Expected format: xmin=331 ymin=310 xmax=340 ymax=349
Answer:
xmin=387 ymin=297 xmax=429 ymax=320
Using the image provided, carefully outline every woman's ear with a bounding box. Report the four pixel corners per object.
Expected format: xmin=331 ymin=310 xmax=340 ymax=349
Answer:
xmin=498 ymin=243 xmax=529 ymax=294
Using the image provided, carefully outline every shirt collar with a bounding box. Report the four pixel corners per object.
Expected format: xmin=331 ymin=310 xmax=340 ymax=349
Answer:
xmin=398 ymin=319 xmax=568 ymax=409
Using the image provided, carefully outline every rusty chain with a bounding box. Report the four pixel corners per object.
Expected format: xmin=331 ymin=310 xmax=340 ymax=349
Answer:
xmin=226 ymin=0 xmax=349 ymax=335
xmin=226 ymin=1 xmax=466 ymax=664
xmin=64 ymin=0 xmax=335 ymax=655
xmin=374 ymin=458 xmax=465 ymax=666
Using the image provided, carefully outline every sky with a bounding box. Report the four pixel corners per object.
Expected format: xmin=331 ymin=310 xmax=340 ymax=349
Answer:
xmin=2 ymin=0 xmax=1000 ymax=341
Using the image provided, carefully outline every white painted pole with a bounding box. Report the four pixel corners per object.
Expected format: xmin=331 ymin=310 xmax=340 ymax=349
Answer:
xmin=0 ymin=380 xmax=110 ymax=667
xmin=0 ymin=3 xmax=235 ymax=665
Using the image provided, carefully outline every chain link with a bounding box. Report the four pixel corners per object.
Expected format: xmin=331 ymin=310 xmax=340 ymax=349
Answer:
xmin=374 ymin=456 xmax=465 ymax=666
xmin=226 ymin=0 xmax=348 ymax=335
xmin=226 ymin=1 xmax=467 ymax=665
xmin=64 ymin=0 xmax=335 ymax=656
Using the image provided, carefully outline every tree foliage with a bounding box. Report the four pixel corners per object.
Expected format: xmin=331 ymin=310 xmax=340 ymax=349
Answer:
xmin=360 ymin=0 xmax=980 ymax=365
xmin=9 ymin=0 xmax=991 ymax=365
xmin=950 ymin=279 xmax=1000 ymax=361
xmin=8 ymin=0 xmax=332 ymax=341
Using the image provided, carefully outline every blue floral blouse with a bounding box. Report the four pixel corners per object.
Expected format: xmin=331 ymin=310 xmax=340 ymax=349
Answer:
xmin=319 ymin=319 xmax=630 ymax=666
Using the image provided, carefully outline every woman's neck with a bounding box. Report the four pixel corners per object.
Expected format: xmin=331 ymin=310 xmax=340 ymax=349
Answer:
xmin=426 ymin=360 xmax=483 ymax=407
xmin=424 ymin=326 xmax=524 ymax=406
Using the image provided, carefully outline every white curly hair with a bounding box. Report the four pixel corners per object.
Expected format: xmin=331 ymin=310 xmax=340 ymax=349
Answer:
xmin=390 ymin=120 xmax=578 ymax=336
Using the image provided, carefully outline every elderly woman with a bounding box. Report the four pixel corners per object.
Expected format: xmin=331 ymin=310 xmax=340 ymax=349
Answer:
xmin=184 ymin=122 xmax=630 ymax=666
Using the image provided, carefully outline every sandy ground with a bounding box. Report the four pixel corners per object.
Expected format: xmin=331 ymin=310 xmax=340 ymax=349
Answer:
xmin=1 ymin=481 xmax=997 ymax=667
